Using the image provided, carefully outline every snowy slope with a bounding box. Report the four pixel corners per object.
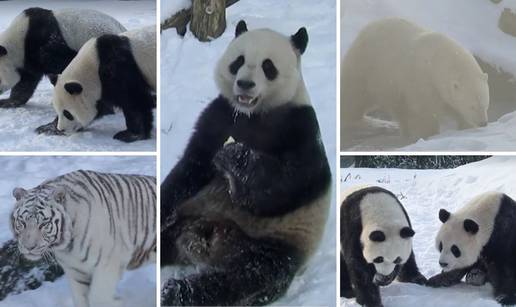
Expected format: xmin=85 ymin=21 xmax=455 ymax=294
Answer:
xmin=0 ymin=156 xmax=156 ymax=307
xmin=160 ymin=0 xmax=337 ymax=306
xmin=341 ymin=0 xmax=516 ymax=151
xmin=340 ymin=156 xmax=516 ymax=307
xmin=0 ymin=0 xmax=156 ymax=152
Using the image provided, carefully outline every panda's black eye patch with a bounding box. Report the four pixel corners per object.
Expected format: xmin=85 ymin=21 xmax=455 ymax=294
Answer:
xmin=439 ymin=242 xmax=443 ymax=252
xmin=369 ymin=230 xmax=386 ymax=242
xmin=262 ymin=59 xmax=278 ymax=81
xmin=373 ymin=256 xmax=384 ymax=263
xmin=451 ymin=245 xmax=461 ymax=258
xmin=229 ymin=55 xmax=245 ymax=75
xmin=63 ymin=110 xmax=74 ymax=121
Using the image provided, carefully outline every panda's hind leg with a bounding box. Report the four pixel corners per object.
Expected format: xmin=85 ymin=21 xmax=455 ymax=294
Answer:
xmin=397 ymin=251 xmax=427 ymax=285
xmin=0 ymin=71 xmax=42 ymax=108
xmin=161 ymin=223 xmax=302 ymax=306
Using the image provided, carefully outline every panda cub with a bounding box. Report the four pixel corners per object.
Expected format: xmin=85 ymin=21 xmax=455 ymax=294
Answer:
xmin=341 ymin=186 xmax=426 ymax=307
xmin=51 ymin=26 xmax=156 ymax=142
xmin=428 ymin=192 xmax=516 ymax=305
xmin=0 ymin=7 xmax=125 ymax=108
xmin=160 ymin=21 xmax=331 ymax=306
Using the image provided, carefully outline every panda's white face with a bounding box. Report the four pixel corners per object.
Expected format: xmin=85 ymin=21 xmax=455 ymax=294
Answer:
xmin=435 ymin=209 xmax=481 ymax=272
xmin=0 ymin=45 xmax=21 ymax=94
xmin=361 ymin=225 xmax=414 ymax=276
xmin=215 ymin=21 xmax=309 ymax=114
xmin=53 ymin=79 xmax=98 ymax=133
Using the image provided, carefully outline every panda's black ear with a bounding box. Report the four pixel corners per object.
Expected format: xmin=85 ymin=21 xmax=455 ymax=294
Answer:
xmin=291 ymin=27 xmax=308 ymax=55
xmin=0 ymin=45 xmax=6 ymax=56
xmin=464 ymin=219 xmax=479 ymax=235
xmin=400 ymin=227 xmax=415 ymax=238
xmin=64 ymin=82 xmax=83 ymax=95
xmin=439 ymin=209 xmax=450 ymax=223
xmin=48 ymin=74 xmax=58 ymax=86
xmin=235 ymin=20 xmax=248 ymax=38
xmin=369 ymin=230 xmax=386 ymax=242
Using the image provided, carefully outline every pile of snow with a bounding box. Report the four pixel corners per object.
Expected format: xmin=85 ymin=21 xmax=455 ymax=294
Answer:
xmin=0 ymin=156 xmax=156 ymax=307
xmin=160 ymin=0 xmax=336 ymax=306
xmin=340 ymin=156 xmax=516 ymax=307
xmin=0 ymin=0 xmax=156 ymax=151
xmin=341 ymin=0 xmax=516 ymax=151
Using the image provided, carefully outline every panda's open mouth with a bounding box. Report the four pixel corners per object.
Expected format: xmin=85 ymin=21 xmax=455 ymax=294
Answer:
xmin=236 ymin=94 xmax=260 ymax=107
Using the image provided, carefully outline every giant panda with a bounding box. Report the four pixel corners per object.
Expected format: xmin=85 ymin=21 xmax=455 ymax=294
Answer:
xmin=428 ymin=192 xmax=516 ymax=305
xmin=0 ymin=7 xmax=126 ymax=109
xmin=51 ymin=26 xmax=156 ymax=142
xmin=160 ymin=20 xmax=332 ymax=306
xmin=341 ymin=186 xmax=426 ymax=307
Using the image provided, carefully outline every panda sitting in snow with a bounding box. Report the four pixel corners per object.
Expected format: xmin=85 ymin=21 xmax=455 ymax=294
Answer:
xmin=50 ymin=26 xmax=156 ymax=142
xmin=160 ymin=21 xmax=332 ymax=306
xmin=341 ymin=186 xmax=426 ymax=307
xmin=428 ymin=192 xmax=516 ymax=306
xmin=0 ymin=7 xmax=125 ymax=110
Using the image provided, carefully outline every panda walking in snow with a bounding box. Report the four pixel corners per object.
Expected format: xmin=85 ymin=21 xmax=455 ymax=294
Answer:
xmin=50 ymin=26 xmax=156 ymax=142
xmin=0 ymin=8 xmax=125 ymax=109
xmin=429 ymin=192 xmax=516 ymax=305
xmin=341 ymin=186 xmax=426 ymax=307
xmin=160 ymin=21 xmax=331 ymax=306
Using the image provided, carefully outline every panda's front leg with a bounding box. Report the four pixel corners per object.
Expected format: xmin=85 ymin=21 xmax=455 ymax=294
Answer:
xmin=346 ymin=260 xmax=383 ymax=307
xmin=114 ymin=106 xmax=153 ymax=142
xmin=487 ymin=262 xmax=516 ymax=305
xmin=426 ymin=267 xmax=469 ymax=287
xmin=213 ymin=142 xmax=283 ymax=214
xmin=397 ymin=251 xmax=427 ymax=285
xmin=35 ymin=116 xmax=65 ymax=135
xmin=0 ymin=71 xmax=42 ymax=108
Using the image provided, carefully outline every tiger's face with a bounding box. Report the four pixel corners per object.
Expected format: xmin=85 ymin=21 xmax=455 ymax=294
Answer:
xmin=10 ymin=186 xmax=71 ymax=261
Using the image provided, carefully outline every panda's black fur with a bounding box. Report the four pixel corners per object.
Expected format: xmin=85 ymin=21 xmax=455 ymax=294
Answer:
xmin=160 ymin=23 xmax=331 ymax=306
xmin=95 ymin=34 xmax=155 ymax=142
xmin=428 ymin=193 xmax=516 ymax=305
xmin=341 ymin=186 xmax=426 ymax=307
xmin=0 ymin=8 xmax=73 ymax=108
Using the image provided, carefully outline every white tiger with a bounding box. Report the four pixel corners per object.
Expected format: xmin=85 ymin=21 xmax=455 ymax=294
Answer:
xmin=10 ymin=170 xmax=156 ymax=307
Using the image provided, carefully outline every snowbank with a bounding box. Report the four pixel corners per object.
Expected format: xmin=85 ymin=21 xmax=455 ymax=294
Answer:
xmin=341 ymin=0 xmax=516 ymax=151
xmin=160 ymin=0 xmax=337 ymax=305
xmin=0 ymin=0 xmax=156 ymax=151
xmin=0 ymin=156 xmax=156 ymax=307
xmin=340 ymin=156 xmax=516 ymax=307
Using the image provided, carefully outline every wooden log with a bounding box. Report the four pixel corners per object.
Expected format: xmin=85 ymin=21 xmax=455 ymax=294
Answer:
xmin=190 ymin=0 xmax=226 ymax=42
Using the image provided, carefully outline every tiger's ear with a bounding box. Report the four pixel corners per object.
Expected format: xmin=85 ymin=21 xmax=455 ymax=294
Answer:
xmin=13 ymin=187 xmax=27 ymax=201
xmin=52 ymin=186 xmax=67 ymax=204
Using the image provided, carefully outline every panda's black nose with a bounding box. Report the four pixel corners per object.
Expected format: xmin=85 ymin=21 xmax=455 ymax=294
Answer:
xmin=237 ymin=79 xmax=255 ymax=90
xmin=439 ymin=261 xmax=448 ymax=268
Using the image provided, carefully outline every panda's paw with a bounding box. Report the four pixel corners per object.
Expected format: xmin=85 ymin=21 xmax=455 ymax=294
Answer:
xmin=0 ymin=98 xmax=24 ymax=108
xmin=465 ymin=267 xmax=487 ymax=286
xmin=35 ymin=120 xmax=64 ymax=136
xmin=113 ymin=130 xmax=148 ymax=143
xmin=495 ymin=293 xmax=516 ymax=306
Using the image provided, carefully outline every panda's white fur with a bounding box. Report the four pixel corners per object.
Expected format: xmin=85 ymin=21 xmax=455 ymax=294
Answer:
xmin=0 ymin=14 xmax=28 ymax=93
xmin=215 ymin=29 xmax=310 ymax=115
xmin=54 ymin=26 xmax=156 ymax=133
xmin=359 ymin=192 xmax=413 ymax=275
xmin=435 ymin=192 xmax=502 ymax=272
xmin=0 ymin=9 xmax=125 ymax=95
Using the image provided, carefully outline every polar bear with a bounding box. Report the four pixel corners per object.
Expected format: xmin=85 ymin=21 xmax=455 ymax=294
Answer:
xmin=341 ymin=18 xmax=489 ymax=143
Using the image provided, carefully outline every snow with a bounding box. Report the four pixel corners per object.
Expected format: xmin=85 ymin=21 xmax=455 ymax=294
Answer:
xmin=160 ymin=0 xmax=337 ymax=306
xmin=160 ymin=0 xmax=190 ymax=22
xmin=0 ymin=156 xmax=156 ymax=307
xmin=340 ymin=156 xmax=516 ymax=307
xmin=341 ymin=0 xmax=516 ymax=151
xmin=0 ymin=0 xmax=156 ymax=152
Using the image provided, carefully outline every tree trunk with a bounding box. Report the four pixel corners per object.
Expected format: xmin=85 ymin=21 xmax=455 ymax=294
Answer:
xmin=190 ymin=0 xmax=227 ymax=42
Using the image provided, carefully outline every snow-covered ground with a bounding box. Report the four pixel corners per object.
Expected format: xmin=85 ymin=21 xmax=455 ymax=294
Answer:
xmin=0 ymin=156 xmax=156 ymax=307
xmin=340 ymin=156 xmax=516 ymax=307
xmin=160 ymin=0 xmax=337 ymax=306
xmin=0 ymin=0 xmax=156 ymax=152
xmin=341 ymin=0 xmax=516 ymax=151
